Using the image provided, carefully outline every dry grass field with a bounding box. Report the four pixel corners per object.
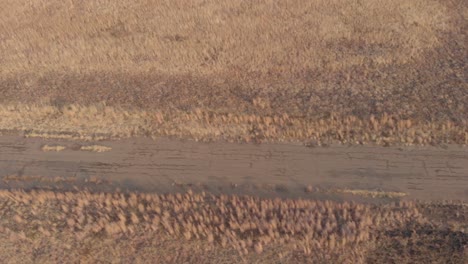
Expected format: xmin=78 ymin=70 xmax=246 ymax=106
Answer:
xmin=1 ymin=103 xmax=466 ymax=145
xmin=0 ymin=1 xmax=467 ymax=262
xmin=0 ymin=189 xmax=466 ymax=263
xmin=0 ymin=0 xmax=466 ymax=145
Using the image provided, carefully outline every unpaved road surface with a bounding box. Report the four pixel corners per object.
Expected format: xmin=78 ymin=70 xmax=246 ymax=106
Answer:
xmin=0 ymin=135 xmax=467 ymax=201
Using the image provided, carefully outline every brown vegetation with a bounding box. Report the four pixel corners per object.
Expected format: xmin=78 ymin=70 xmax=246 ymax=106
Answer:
xmin=336 ymin=189 xmax=407 ymax=199
xmin=1 ymin=103 xmax=466 ymax=146
xmin=41 ymin=145 xmax=66 ymax=152
xmin=2 ymin=175 xmax=76 ymax=184
xmin=0 ymin=0 xmax=451 ymax=76
xmin=0 ymin=0 xmax=466 ymax=145
xmin=80 ymin=145 xmax=112 ymax=152
xmin=0 ymin=189 xmax=465 ymax=263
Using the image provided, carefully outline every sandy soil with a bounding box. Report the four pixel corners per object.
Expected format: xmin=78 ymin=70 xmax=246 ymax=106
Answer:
xmin=1 ymin=135 xmax=466 ymax=201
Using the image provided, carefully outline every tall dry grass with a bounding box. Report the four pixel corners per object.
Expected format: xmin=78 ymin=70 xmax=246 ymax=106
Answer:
xmin=0 ymin=103 xmax=466 ymax=145
xmin=0 ymin=189 xmax=465 ymax=263
xmin=0 ymin=0 xmax=449 ymax=76
xmin=0 ymin=0 xmax=466 ymax=144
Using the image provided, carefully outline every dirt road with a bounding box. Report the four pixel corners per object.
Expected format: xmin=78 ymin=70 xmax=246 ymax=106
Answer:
xmin=0 ymin=135 xmax=466 ymax=201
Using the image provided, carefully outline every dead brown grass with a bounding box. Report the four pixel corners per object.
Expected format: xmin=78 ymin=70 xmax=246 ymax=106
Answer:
xmin=0 ymin=189 xmax=465 ymax=263
xmin=0 ymin=0 xmax=466 ymax=145
xmin=2 ymin=175 xmax=76 ymax=184
xmin=0 ymin=0 xmax=450 ymax=76
xmin=337 ymin=189 xmax=407 ymax=199
xmin=0 ymin=103 xmax=466 ymax=146
xmin=80 ymin=145 xmax=112 ymax=152
xmin=41 ymin=145 xmax=66 ymax=152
